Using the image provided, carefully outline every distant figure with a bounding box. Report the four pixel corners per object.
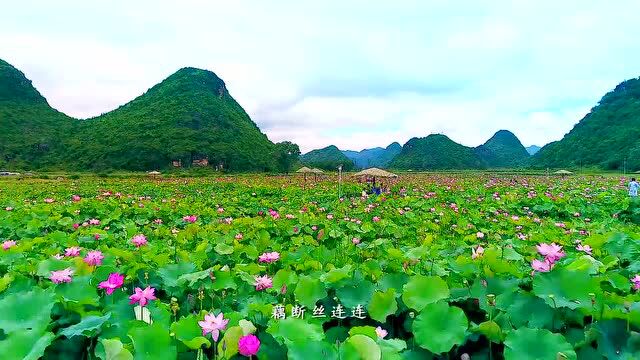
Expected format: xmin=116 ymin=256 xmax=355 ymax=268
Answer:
xmin=630 ymin=178 xmax=639 ymax=197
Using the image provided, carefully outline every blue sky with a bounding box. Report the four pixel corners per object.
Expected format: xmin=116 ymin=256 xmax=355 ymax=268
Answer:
xmin=2 ymin=1 xmax=640 ymax=152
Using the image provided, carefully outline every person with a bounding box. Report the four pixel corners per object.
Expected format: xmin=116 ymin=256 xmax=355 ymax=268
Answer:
xmin=630 ymin=178 xmax=639 ymax=197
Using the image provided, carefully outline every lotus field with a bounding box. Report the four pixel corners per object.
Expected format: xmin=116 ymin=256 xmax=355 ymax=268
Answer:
xmin=1 ymin=174 xmax=640 ymax=360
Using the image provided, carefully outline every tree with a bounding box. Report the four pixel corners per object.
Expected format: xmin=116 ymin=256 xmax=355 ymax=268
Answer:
xmin=274 ymin=141 xmax=301 ymax=173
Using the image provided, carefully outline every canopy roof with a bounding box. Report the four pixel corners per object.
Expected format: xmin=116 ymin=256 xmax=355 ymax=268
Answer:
xmin=296 ymin=166 xmax=313 ymax=173
xmin=354 ymin=167 xmax=398 ymax=178
xmin=147 ymin=171 xmax=161 ymax=175
xmin=310 ymin=168 xmax=324 ymax=174
xmin=553 ymin=170 xmax=573 ymax=175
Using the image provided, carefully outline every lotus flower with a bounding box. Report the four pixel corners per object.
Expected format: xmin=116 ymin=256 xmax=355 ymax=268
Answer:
xmin=472 ymin=245 xmax=485 ymax=260
xmin=65 ymin=246 xmax=81 ymax=257
xmin=476 ymin=232 xmax=485 ymax=239
xmin=98 ymin=273 xmax=125 ymax=295
xmin=536 ymin=243 xmax=565 ymax=262
xmin=576 ymin=244 xmax=592 ymax=255
xmin=531 ymin=259 xmax=553 ymax=273
xmin=352 ymin=237 xmax=361 ymax=245
xmin=88 ymin=218 xmax=101 ymax=225
xmin=183 ymin=215 xmax=197 ymax=223
xmin=2 ymin=240 xmax=16 ymax=251
xmin=84 ymin=250 xmax=104 ymax=266
xmin=631 ymin=275 xmax=640 ymax=291
xmin=131 ymin=234 xmax=148 ymax=248
xmin=50 ymin=268 xmax=73 ymax=284
xmin=258 ymin=252 xmax=280 ymax=263
xmin=129 ymin=286 xmax=157 ymax=306
xmin=72 ymin=195 xmax=81 ymax=202
xmin=238 ymin=334 xmax=261 ymax=357
xmin=375 ymin=326 xmax=388 ymax=339
xmin=255 ymin=275 xmax=273 ymax=291
xmin=198 ymin=312 xmax=229 ymax=341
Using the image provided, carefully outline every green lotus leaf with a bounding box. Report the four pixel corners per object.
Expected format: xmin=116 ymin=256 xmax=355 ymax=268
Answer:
xmin=348 ymin=325 xmax=378 ymax=339
xmin=336 ymin=279 xmax=375 ymax=308
xmin=157 ymin=262 xmax=196 ymax=289
xmin=0 ymin=287 xmax=55 ymax=333
xmin=368 ymin=288 xmax=398 ymax=322
xmin=128 ymin=323 xmax=177 ymax=360
xmin=532 ymin=269 xmax=598 ymax=310
xmin=294 ymin=275 xmax=326 ymax=309
xmin=320 ymin=264 xmax=353 ymax=283
xmin=170 ymin=314 xmax=211 ymax=349
xmin=217 ymin=325 xmax=243 ymax=358
xmin=267 ymin=318 xmax=324 ymax=345
xmin=0 ymin=329 xmax=55 ymax=360
xmin=402 ymin=275 xmax=450 ymax=311
xmin=287 ymin=340 xmax=338 ymax=360
xmin=504 ymin=327 xmax=576 ymax=360
xmin=61 ymin=313 xmax=111 ymax=338
xmin=36 ymin=258 xmax=72 ymax=277
xmin=340 ymin=334 xmax=381 ymax=360
xmin=56 ymin=276 xmax=100 ymax=306
xmin=412 ymin=301 xmax=468 ymax=354
xmin=474 ymin=320 xmax=504 ymax=342
xmin=96 ymin=338 xmax=134 ymax=360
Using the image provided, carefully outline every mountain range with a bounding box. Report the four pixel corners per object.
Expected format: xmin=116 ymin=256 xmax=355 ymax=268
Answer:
xmin=2 ymin=58 xmax=639 ymax=172
xmin=0 ymin=59 xmax=296 ymax=172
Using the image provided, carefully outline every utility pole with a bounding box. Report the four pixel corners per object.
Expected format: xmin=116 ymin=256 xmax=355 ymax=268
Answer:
xmin=338 ymin=164 xmax=343 ymax=199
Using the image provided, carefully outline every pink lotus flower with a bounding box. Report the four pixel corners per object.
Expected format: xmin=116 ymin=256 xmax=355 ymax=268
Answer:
xmin=72 ymin=195 xmax=81 ymax=202
xmin=50 ymin=268 xmax=74 ymax=284
xmin=129 ymin=286 xmax=157 ymax=306
xmin=554 ymin=222 xmax=566 ymax=228
xmin=217 ymin=207 xmax=225 ymax=213
xmin=327 ymin=214 xmax=334 ymax=220
xmin=576 ymin=244 xmax=592 ymax=255
xmin=375 ymin=326 xmax=388 ymax=339
xmin=472 ymin=245 xmax=484 ymax=260
xmin=198 ymin=312 xmax=229 ymax=341
xmin=98 ymin=273 xmax=125 ymax=295
xmin=131 ymin=234 xmax=148 ymax=248
xmin=153 ymin=218 xmax=163 ymax=224
xmin=238 ymin=334 xmax=261 ymax=357
xmin=84 ymin=250 xmax=104 ymax=266
xmin=536 ymin=243 xmax=565 ymax=262
xmin=183 ymin=215 xmax=197 ymax=223
xmin=2 ymin=240 xmax=16 ymax=251
xmin=352 ymin=237 xmax=361 ymax=245
xmin=311 ymin=225 xmax=318 ymax=231
xmin=255 ymin=275 xmax=273 ymax=291
xmin=88 ymin=219 xmax=100 ymax=226
xmin=476 ymin=232 xmax=485 ymax=239
xmin=373 ymin=216 xmax=381 ymax=222
xmin=258 ymin=252 xmax=280 ymax=263
xmin=44 ymin=198 xmax=55 ymax=203
xmin=5 ymin=207 xmax=12 ymax=211
xmin=65 ymin=246 xmax=81 ymax=257
xmin=531 ymin=259 xmax=553 ymax=273
xmin=73 ymin=223 xmax=80 ymax=230
xmin=53 ymin=254 xmax=64 ymax=260
xmin=235 ymin=233 xmax=244 ymax=240
xmin=94 ymin=234 xmax=101 ymax=240
xmin=631 ymin=275 xmax=640 ymax=291
xmin=286 ymin=214 xmax=294 ymax=219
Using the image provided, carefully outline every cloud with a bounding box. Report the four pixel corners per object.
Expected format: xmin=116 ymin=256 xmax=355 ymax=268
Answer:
xmin=1 ymin=0 xmax=639 ymax=151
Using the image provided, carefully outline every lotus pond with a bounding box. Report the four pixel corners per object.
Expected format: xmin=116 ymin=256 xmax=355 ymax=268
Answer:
xmin=1 ymin=174 xmax=640 ymax=359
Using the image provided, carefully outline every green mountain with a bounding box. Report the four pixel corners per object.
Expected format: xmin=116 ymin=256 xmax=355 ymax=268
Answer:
xmin=300 ymin=145 xmax=355 ymax=171
xmin=0 ymin=59 xmax=73 ymax=169
xmin=390 ymin=134 xmax=485 ymax=170
xmin=342 ymin=142 xmax=401 ymax=169
xmin=534 ymin=77 xmax=640 ymax=170
xmin=474 ymin=130 xmax=530 ymax=168
xmin=0 ymin=60 xmax=291 ymax=172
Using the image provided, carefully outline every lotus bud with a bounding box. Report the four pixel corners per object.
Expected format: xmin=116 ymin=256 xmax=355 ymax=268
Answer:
xmin=409 ymin=311 xmax=415 ymax=318
xmin=144 ymin=272 xmax=149 ymax=281
xmin=556 ymin=353 xmax=568 ymax=360
xmin=486 ymin=294 xmax=496 ymax=306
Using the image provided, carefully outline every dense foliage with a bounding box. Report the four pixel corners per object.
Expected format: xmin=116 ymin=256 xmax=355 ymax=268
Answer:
xmin=342 ymin=143 xmax=401 ymax=169
xmin=534 ymin=77 xmax=640 ymax=171
xmin=474 ymin=130 xmax=530 ymax=168
xmin=390 ymin=134 xmax=486 ymax=170
xmin=300 ymin=145 xmax=355 ymax=171
xmin=0 ymin=60 xmax=292 ymax=173
xmin=1 ymin=173 xmax=639 ymax=359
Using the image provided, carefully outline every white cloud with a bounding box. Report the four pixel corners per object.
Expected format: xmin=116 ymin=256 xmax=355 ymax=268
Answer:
xmin=1 ymin=0 xmax=639 ymax=151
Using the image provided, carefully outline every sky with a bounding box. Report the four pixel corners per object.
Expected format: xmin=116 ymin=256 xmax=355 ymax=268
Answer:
xmin=2 ymin=1 xmax=640 ymax=153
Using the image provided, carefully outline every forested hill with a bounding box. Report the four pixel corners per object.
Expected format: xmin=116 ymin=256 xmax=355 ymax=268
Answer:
xmin=342 ymin=142 xmax=401 ymax=169
xmin=533 ymin=77 xmax=640 ymax=171
xmin=390 ymin=134 xmax=486 ymax=170
xmin=0 ymin=60 xmax=297 ymax=172
xmin=300 ymin=145 xmax=355 ymax=171
xmin=474 ymin=130 xmax=530 ymax=168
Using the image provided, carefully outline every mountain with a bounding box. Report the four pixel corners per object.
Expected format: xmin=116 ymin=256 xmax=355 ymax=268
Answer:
xmin=390 ymin=134 xmax=485 ymax=170
xmin=526 ymin=145 xmax=541 ymax=155
xmin=0 ymin=60 xmax=289 ymax=172
xmin=533 ymin=77 xmax=640 ymax=170
xmin=474 ymin=130 xmax=530 ymax=168
xmin=300 ymin=145 xmax=355 ymax=171
xmin=0 ymin=59 xmax=74 ymax=169
xmin=342 ymin=142 xmax=401 ymax=169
